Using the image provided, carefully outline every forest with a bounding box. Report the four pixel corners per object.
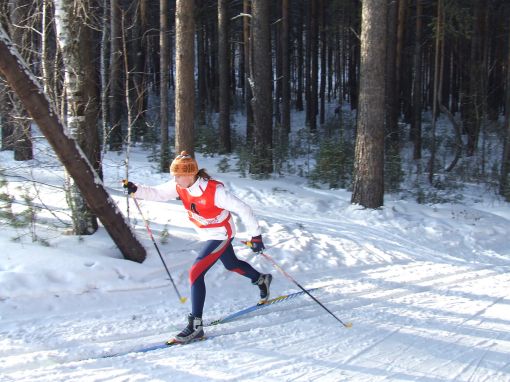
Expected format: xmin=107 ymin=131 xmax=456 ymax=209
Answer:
xmin=0 ymin=0 xmax=510 ymax=260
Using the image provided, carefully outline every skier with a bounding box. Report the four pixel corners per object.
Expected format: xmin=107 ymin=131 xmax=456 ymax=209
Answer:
xmin=123 ymin=151 xmax=272 ymax=343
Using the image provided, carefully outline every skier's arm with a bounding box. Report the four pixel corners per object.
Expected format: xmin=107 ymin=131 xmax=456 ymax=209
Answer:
xmin=214 ymin=185 xmax=261 ymax=237
xmin=132 ymin=180 xmax=179 ymax=202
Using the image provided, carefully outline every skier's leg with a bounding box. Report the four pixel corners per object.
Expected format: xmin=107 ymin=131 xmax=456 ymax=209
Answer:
xmin=219 ymin=240 xmax=272 ymax=303
xmin=174 ymin=239 xmax=229 ymax=342
xmin=189 ymin=239 xmax=230 ymax=317
xmin=219 ymin=240 xmax=260 ymax=281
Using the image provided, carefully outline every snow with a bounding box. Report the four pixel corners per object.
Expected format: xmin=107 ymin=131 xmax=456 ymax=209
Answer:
xmin=1 ymin=142 xmax=510 ymax=382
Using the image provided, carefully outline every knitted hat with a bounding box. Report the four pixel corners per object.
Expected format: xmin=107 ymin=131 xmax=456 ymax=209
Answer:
xmin=170 ymin=151 xmax=199 ymax=176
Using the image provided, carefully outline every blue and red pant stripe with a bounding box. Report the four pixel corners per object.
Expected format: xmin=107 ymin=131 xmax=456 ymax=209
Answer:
xmin=189 ymin=238 xmax=260 ymax=318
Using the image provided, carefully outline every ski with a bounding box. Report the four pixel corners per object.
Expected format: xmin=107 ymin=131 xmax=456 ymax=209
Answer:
xmin=205 ymin=287 xmax=321 ymax=326
xmin=101 ymin=337 xmax=209 ymax=358
xmin=100 ymin=287 xmax=323 ymax=358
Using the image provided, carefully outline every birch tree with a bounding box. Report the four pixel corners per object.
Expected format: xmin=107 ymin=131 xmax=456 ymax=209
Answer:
xmin=0 ymin=26 xmax=146 ymax=262
xmin=54 ymin=0 xmax=101 ymax=235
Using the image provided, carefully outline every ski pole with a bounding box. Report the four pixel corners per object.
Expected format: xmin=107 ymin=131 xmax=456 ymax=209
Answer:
xmin=127 ymin=187 xmax=187 ymax=304
xmin=244 ymin=242 xmax=352 ymax=328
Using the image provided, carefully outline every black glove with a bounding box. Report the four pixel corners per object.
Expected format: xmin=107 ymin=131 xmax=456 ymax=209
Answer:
xmin=122 ymin=180 xmax=138 ymax=195
xmin=249 ymin=235 xmax=265 ymax=253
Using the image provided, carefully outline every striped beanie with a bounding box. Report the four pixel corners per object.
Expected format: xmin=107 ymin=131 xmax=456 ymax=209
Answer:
xmin=170 ymin=151 xmax=199 ymax=176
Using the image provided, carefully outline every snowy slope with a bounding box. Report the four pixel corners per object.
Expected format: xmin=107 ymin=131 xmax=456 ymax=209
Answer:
xmin=1 ymin=149 xmax=510 ymax=381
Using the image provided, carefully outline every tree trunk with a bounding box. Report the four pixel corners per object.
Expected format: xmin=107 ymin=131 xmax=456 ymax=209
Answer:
xmin=309 ymin=0 xmax=318 ymax=130
xmin=464 ymin=0 xmax=485 ymax=157
xmin=305 ymin=1 xmax=311 ymax=124
xmin=109 ymin=0 xmax=123 ymax=151
xmin=348 ymin=9 xmax=359 ymax=110
xmin=218 ymin=0 xmax=231 ymax=153
xmin=411 ymin=0 xmax=423 ymax=160
xmin=250 ymin=0 xmax=272 ymax=175
xmin=385 ymin=0 xmax=398 ymax=143
xmin=295 ymin=3 xmax=304 ymax=112
xmin=175 ymin=0 xmax=195 ymax=155
xmin=428 ymin=0 xmax=444 ymax=184
xmin=327 ymin=26 xmax=334 ymax=102
xmin=351 ymin=0 xmax=387 ymax=208
xmin=100 ymin=0 xmax=110 ymax=153
xmin=500 ymin=21 xmax=510 ymax=201
xmin=244 ymin=0 xmax=254 ymax=141
xmin=319 ymin=0 xmax=326 ymax=125
xmin=239 ymin=23 xmax=245 ymax=99
xmin=160 ymin=0 xmax=170 ymax=171
xmin=196 ymin=18 xmax=207 ymax=124
xmin=8 ymin=0 xmax=33 ymax=161
xmin=280 ymin=0 xmax=291 ymax=135
xmin=41 ymin=0 xmax=54 ymax=99
xmin=393 ymin=0 xmax=407 ymax=139
xmin=0 ymin=80 xmax=15 ymax=150
xmin=0 ymin=27 xmax=146 ymax=263
xmin=131 ymin=1 xmax=147 ymax=141
xmin=54 ymin=0 xmax=100 ymax=235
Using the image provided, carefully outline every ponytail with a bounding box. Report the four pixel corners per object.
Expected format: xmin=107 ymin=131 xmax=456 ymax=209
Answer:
xmin=197 ymin=168 xmax=212 ymax=180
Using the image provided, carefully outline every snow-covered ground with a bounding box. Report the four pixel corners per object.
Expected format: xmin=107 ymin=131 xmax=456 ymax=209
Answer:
xmin=1 ymin=144 xmax=510 ymax=382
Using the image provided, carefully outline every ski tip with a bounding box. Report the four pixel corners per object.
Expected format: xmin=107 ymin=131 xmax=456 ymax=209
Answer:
xmin=180 ymin=297 xmax=188 ymax=304
xmin=344 ymin=322 xmax=353 ymax=328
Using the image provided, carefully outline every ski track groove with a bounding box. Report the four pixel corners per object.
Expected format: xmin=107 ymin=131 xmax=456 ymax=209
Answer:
xmin=0 ymin=262 xmax=472 ymax=351
xmin=464 ymin=341 xmax=494 ymax=382
xmin=2 ymin=262 xmax=508 ymax=380
xmin=342 ymin=327 xmax=402 ymax=365
xmin=1 ymin=263 xmax=504 ymax=369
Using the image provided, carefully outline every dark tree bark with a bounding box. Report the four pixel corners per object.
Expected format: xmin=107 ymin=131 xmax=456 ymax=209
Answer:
xmin=428 ymin=0 xmax=444 ymax=184
xmin=305 ymin=1 xmax=311 ymax=123
xmin=239 ymin=20 xmax=245 ymax=99
xmin=280 ymin=0 xmax=291 ymax=135
xmin=385 ymin=0 xmax=398 ymax=143
xmin=0 ymin=80 xmax=15 ymax=151
xmin=131 ymin=1 xmax=148 ymax=140
xmin=197 ymin=3 xmax=208 ymax=124
xmin=109 ymin=0 xmax=123 ymax=151
xmin=319 ymin=0 xmax=326 ymax=125
xmin=308 ymin=0 xmax=318 ymax=130
xmin=351 ymin=0 xmax=387 ymax=208
xmin=347 ymin=4 xmax=359 ymax=110
xmin=243 ymin=0 xmax=254 ymax=141
xmin=295 ymin=2 xmax=304 ymax=112
xmin=218 ymin=0 xmax=231 ymax=153
xmin=8 ymin=0 xmax=33 ymax=161
xmin=0 ymin=28 xmax=146 ymax=263
xmin=411 ymin=0 xmax=423 ymax=160
xmin=160 ymin=0 xmax=170 ymax=171
xmin=500 ymin=19 xmax=510 ymax=201
xmin=250 ymin=0 xmax=272 ymax=175
xmin=175 ymin=0 xmax=195 ymax=155
xmin=464 ymin=0 xmax=486 ymax=157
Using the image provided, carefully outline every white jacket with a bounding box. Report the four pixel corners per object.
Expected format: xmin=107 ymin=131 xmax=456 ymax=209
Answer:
xmin=134 ymin=177 xmax=261 ymax=241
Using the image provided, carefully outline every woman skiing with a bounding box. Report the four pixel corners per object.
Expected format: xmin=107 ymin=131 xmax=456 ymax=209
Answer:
xmin=123 ymin=151 xmax=271 ymax=343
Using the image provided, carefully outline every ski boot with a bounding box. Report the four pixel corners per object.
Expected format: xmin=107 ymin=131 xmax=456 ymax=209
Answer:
xmin=170 ymin=314 xmax=204 ymax=344
xmin=254 ymin=273 xmax=272 ymax=305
